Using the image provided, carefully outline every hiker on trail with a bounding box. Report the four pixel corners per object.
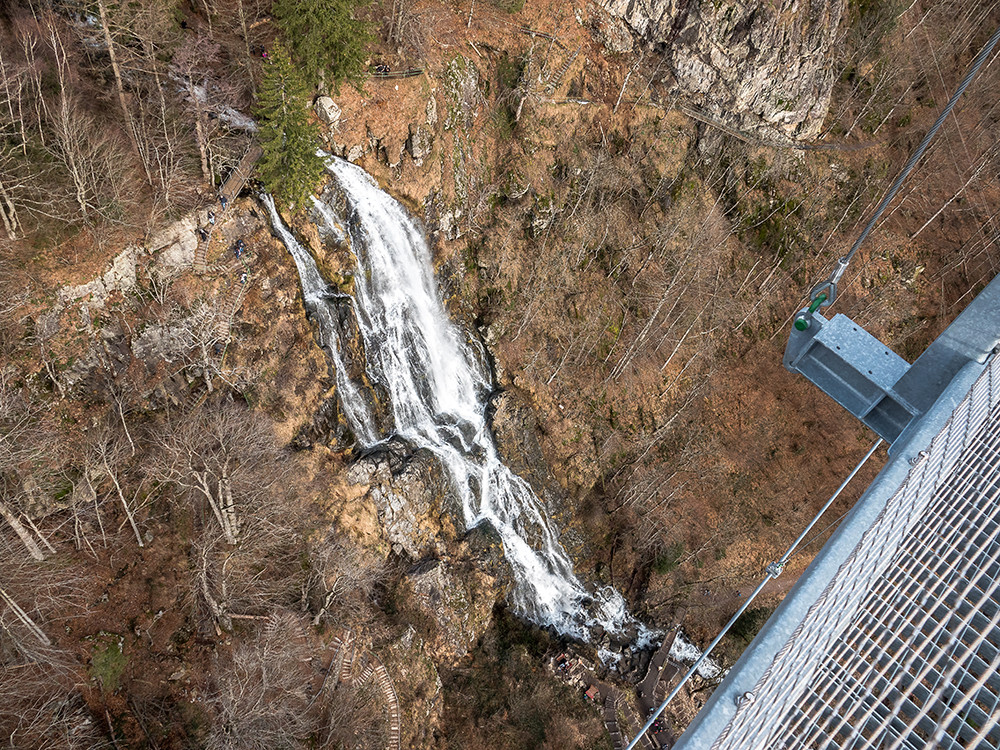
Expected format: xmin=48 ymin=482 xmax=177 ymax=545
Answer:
xmin=220 ymin=194 xmax=228 ymax=210
xmin=240 ymin=272 xmax=247 ymax=284
xmin=208 ymin=211 xmax=215 ymax=225
xmin=234 ymin=239 xmax=245 ymax=257
xmin=197 ymin=228 xmax=208 ymax=242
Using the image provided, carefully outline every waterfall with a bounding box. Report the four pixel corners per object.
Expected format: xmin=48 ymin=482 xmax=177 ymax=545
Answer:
xmin=265 ymin=157 xmax=653 ymax=648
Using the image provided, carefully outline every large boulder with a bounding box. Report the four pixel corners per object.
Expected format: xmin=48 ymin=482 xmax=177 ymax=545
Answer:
xmin=599 ymin=0 xmax=845 ymax=140
xmin=314 ymin=96 xmax=342 ymax=130
xmin=347 ymin=445 xmax=454 ymax=558
xmin=346 ymin=143 xmax=366 ymax=163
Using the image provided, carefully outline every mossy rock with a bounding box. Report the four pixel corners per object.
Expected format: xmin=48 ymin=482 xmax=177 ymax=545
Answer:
xmin=88 ymin=631 xmax=127 ymax=695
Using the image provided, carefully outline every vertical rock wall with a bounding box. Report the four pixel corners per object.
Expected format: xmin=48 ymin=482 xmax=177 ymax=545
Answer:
xmin=600 ymin=0 xmax=845 ymax=140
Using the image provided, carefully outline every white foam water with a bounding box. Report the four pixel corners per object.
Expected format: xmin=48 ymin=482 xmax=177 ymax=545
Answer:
xmin=669 ymin=631 xmax=723 ymax=679
xmin=266 ymin=157 xmax=655 ymax=647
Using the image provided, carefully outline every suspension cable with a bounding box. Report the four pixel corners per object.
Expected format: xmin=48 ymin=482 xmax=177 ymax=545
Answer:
xmin=808 ymin=23 xmax=1000 ymax=311
xmin=623 ymin=439 xmax=883 ymax=750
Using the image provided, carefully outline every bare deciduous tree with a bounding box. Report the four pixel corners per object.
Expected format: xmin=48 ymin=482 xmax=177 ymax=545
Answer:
xmin=171 ymin=33 xmax=239 ymax=185
xmin=0 ymin=371 xmax=58 ymax=561
xmin=152 ymin=401 xmax=286 ymax=545
xmin=307 ymin=530 xmax=387 ymax=626
xmin=192 ymin=518 xmax=304 ymax=632
xmin=207 ymin=612 xmax=315 ymax=749
xmin=0 ymin=531 xmax=83 ymax=667
xmin=43 ymin=14 xmax=135 ymax=225
xmin=82 ymin=416 xmax=145 ymax=549
xmin=208 ymin=612 xmax=390 ymax=750
xmin=0 ymin=530 xmax=93 ymax=745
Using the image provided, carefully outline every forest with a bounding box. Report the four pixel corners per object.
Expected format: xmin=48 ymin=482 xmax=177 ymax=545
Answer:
xmin=2 ymin=0 xmax=1000 ymax=747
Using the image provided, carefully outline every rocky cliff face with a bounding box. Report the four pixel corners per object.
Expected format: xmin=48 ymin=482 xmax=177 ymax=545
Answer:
xmin=599 ymin=0 xmax=844 ymax=140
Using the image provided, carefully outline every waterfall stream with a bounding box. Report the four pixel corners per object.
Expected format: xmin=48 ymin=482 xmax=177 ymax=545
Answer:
xmin=265 ymin=157 xmax=653 ymax=649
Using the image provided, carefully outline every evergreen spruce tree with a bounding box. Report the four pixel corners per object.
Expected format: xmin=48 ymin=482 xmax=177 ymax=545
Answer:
xmin=273 ymin=0 xmax=372 ymax=91
xmin=254 ymin=42 xmax=325 ymax=207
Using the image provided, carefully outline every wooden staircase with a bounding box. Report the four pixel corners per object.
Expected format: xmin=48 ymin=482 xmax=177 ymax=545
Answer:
xmin=325 ymin=630 xmax=401 ymax=750
xmin=214 ymin=274 xmax=250 ymax=341
xmin=604 ymin=690 xmax=625 ymax=750
xmin=194 ymin=234 xmax=210 ymax=273
xmin=546 ymin=45 xmax=581 ymax=94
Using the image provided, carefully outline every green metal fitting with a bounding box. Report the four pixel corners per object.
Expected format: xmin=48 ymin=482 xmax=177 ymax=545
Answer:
xmin=808 ymin=293 xmax=828 ymax=313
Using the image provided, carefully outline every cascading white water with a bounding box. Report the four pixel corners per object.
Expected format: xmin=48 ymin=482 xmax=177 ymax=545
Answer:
xmin=264 ymin=201 xmax=379 ymax=446
xmin=266 ymin=157 xmax=653 ymax=647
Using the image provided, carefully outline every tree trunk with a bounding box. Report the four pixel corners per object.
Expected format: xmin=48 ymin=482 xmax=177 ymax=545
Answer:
xmin=195 ymin=472 xmax=237 ymax=544
xmin=103 ymin=456 xmax=143 ymax=547
xmin=235 ymin=0 xmax=257 ymax=94
xmin=96 ymin=0 xmax=152 ymax=185
xmin=0 ymin=177 xmax=19 ymax=239
xmin=188 ymin=81 xmax=211 ymax=182
xmin=0 ymin=500 xmax=45 ymax=561
xmin=0 ymin=586 xmax=50 ymax=645
xmin=47 ymin=26 xmax=90 ymax=219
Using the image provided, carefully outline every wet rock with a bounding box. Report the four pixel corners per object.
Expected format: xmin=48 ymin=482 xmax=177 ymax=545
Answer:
xmin=292 ymin=392 xmax=356 ymax=449
xmin=636 ymin=649 xmax=652 ymax=678
xmin=598 ymin=0 xmax=845 ymax=140
xmin=346 ymin=143 xmax=366 ymax=163
xmin=461 ymin=521 xmax=510 ymax=576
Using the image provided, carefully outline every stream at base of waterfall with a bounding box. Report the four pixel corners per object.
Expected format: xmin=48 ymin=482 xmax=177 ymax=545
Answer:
xmin=265 ymin=155 xmax=657 ymax=656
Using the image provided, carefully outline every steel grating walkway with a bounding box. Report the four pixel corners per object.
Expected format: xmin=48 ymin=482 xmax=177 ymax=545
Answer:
xmin=716 ymin=353 xmax=1000 ymax=749
xmin=675 ymin=345 xmax=1000 ymax=750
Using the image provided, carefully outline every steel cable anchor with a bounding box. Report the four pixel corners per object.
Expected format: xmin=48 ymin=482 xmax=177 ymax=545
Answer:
xmin=794 ymin=257 xmax=850 ymax=331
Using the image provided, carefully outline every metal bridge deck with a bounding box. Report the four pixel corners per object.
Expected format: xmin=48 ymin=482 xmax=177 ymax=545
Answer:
xmin=675 ymin=275 xmax=1000 ymax=750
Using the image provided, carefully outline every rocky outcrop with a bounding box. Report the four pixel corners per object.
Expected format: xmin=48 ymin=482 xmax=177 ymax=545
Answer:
xmin=367 ymin=126 xmax=407 ymax=170
xmin=599 ymin=0 xmax=844 ymax=140
xmin=489 ymin=390 xmax=550 ymax=492
xmin=346 ymin=142 xmax=366 ymax=163
xmin=148 ymin=209 xmax=214 ymax=268
xmin=59 ymin=246 xmax=138 ymax=308
xmin=346 ymin=444 xmax=452 ymax=558
xmin=405 ymin=124 xmax=434 ymax=166
xmin=399 ymin=558 xmax=497 ymax=661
